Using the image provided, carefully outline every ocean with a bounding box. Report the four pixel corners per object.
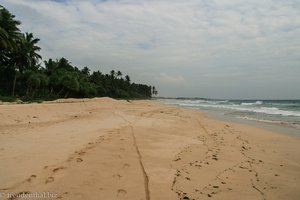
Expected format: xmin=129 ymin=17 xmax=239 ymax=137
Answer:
xmin=164 ymin=99 xmax=300 ymax=135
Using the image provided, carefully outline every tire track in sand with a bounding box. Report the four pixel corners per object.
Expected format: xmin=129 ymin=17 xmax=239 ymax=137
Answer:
xmin=114 ymin=111 xmax=150 ymax=200
xmin=129 ymin=126 xmax=150 ymax=200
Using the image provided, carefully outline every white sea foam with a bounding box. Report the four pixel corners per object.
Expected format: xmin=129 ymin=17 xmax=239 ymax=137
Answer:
xmin=232 ymin=106 xmax=300 ymax=117
xmin=241 ymin=101 xmax=263 ymax=106
xmin=166 ymin=100 xmax=300 ymax=117
xmin=223 ymin=105 xmax=300 ymax=117
xmin=236 ymin=116 xmax=283 ymax=124
xmin=236 ymin=116 xmax=300 ymax=129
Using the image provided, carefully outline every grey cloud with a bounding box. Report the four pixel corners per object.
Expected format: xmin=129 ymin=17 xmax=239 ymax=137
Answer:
xmin=1 ymin=0 xmax=300 ymax=99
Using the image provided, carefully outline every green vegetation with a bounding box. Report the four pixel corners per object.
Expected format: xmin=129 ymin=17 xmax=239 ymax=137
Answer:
xmin=0 ymin=5 xmax=157 ymax=102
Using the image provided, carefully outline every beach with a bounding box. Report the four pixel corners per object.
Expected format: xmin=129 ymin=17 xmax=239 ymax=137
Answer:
xmin=0 ymin=98 xmax=299 ymax=200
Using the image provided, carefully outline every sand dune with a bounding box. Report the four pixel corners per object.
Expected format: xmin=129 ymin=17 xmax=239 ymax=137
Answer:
xmin=0 ymin=98 xmax=299 ymax=200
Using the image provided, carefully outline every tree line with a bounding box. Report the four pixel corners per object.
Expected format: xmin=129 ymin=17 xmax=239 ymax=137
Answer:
xmin=0 ymin=5 xmax=157 ymax=101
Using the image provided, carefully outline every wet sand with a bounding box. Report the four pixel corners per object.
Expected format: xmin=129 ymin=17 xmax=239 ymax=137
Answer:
xmin=0 ymin=98 xmax=299 ymax=200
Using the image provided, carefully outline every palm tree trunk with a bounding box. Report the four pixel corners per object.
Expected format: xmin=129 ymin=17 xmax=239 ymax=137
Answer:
xmin=64 ymin=92 xmax=69 ymax=98
xmin=57 ymin=87 xmax=64 ymax=96
xmin=26 ymin=84 xmax=30 ymax=97
xmin=11 ymin=72 xmax=17 ymax=97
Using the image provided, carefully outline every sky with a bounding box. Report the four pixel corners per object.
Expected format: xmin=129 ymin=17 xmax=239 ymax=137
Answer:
xmin=1 ymin=0 xmax=300 ymax=99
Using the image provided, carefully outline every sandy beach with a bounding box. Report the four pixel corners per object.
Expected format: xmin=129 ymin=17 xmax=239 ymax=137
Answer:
xmin=0 ymin=98 xmax=299 ymax=200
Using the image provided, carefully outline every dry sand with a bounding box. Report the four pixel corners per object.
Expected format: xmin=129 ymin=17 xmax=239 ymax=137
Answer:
xmin=0 ymin=98 xmax=299 ymax=200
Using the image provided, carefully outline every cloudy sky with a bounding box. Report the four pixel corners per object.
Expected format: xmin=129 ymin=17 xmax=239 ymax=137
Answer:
xmin=1 ymin=0 xmax=300 ymax=99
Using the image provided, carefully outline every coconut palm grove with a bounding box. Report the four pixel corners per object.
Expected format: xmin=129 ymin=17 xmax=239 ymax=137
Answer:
xmin=0 ymin=5 xmax=157 ymax=101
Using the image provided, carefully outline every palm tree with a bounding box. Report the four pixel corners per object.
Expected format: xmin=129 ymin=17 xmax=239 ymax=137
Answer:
xmin=110 ymin=70 xmax=115 ymax=78
xmin=152 ymin=86 xmax=158 ymax=96
xmin=117 ymin=70 xmax=122 ymax=79
xmin=125 ymin=75 xmax=131 ymax=83
xmin=22 ymin=32 xmax=41 ymax=68
xmin=10 ymin=32 xmax=42 ymax=96
xmin=44 ymin=58 xmax=58 ymax=75
xmin=0 ymin=5 xmax=21 ymax=63
xmin=25 ymin=70 xmax=48 ymax=97
xmin=0 ymin=26 xmax=9 ymax=49
xmin=81 ymin=66 xmax=90 ymax=75
xmin=57 ymin=57 xmax=72 ymax=71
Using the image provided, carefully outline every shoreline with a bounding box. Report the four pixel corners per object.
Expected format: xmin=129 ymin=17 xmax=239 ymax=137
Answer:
xmin=159 ymin=99 xmax=300 ymax=137
xmin=177 ymin=106 xmax=300 ymax=137
xmin=204 ymin=109 xmax=300 ymax=137
xmin=0 ymin=98 xmax=299 ymax=199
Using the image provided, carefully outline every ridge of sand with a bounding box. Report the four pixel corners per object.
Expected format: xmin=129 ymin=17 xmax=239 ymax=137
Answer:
xmin=0 ymin=99 xmax=299 ymax=200
xmin=49 ymin=97 xmax=118 ymax=104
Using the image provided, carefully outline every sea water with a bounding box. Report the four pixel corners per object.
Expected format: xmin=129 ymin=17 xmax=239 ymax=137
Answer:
xmin=165 ymin=99 xmax=300 ymax=135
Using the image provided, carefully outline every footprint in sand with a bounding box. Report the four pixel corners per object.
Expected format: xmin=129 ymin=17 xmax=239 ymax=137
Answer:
xmin=123 ymin=163 xmax=130 ymax=168
xmin=67 ymin=157 xmax=74 ymax=162
xmin=98 ymin=136 xmax=104 ymax=141
xmin=113 ymin=174 xmax=122 ymax=180
xmin=56 ymin=192 xmax=69 ymax=199
xmin=45 ymin=177 xmax=54 ymax=184
xmin=117 ymin=189 xmax=127 ymax=196
xmin=173 ymin=158 xmax=181 ymax=162
xmin=212 ymin=155 xmax=218 ymax=161
xmin=77 ymin=151 xmax=86 ymax=156
xmin=53 ymin=166 xmax=66 ymax=173
xmin=86 ymin=146 xmax=94 ymax=150
xmin=26 ymin=174 xmax=37 ymax=182
xmin=76 ymin=158 xmax=83 ymax=162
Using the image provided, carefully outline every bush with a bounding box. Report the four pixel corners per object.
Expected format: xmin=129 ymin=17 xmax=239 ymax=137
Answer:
xmin=0 ymin=96 xmax=17 ymax=102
